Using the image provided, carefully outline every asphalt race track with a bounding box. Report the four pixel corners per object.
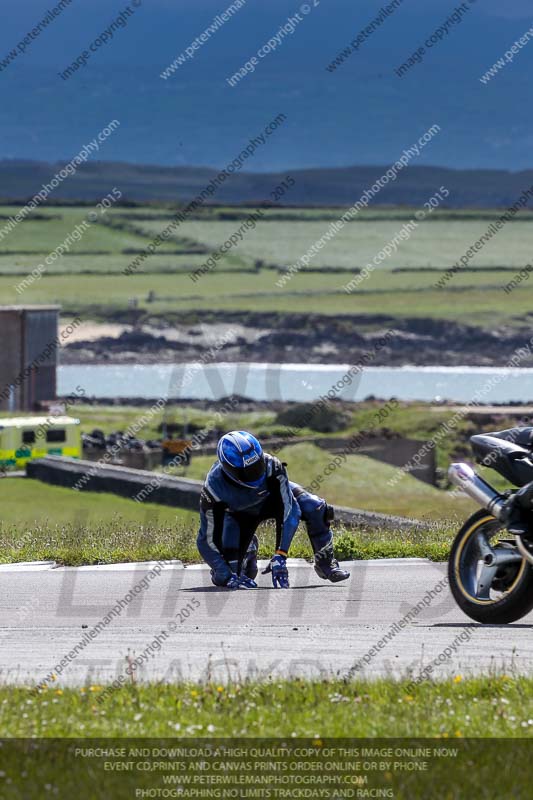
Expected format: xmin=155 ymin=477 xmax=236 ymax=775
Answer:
xmin=0 ymin=560 xmax=531 ymax=687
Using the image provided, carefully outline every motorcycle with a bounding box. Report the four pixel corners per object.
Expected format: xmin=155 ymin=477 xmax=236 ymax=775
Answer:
xmin=448 ymin=427 xmax=533 ymax=623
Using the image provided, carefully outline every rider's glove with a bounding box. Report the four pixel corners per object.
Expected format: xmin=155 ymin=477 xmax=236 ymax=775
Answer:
xmin=262 ymin=552 xmax=289 ymax=589
xmin=226 ymin=573 xmax=258 ymax=590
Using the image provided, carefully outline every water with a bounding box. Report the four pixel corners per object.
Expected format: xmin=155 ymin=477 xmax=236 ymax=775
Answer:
xmin=58 ymin=363 xmax=533 ymax=404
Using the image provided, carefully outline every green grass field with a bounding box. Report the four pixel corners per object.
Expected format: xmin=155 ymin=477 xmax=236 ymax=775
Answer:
xmin=0 ymin=478 xmax=199 ymax=565
xmin=167 ymin=215 xmax=533 ymax=270
xmin=0 ymin=476 xmax=192 ymax=530
xmin=2 ymin=677 xmax=532 ymax=797
xmin=3 ymin=676 xmax=531 ymax=737
xmin=0 ymin=396 xmax=492 ymax=566
xmin=2 ymin=205 xmax=533 ymax=327
xmin=0 ymin=398 xmax=504 ymax=564
xmin=4 ymin=274 xmax=532 ymax=330
xmin=0 ymin=475 xmax=456 ymax=565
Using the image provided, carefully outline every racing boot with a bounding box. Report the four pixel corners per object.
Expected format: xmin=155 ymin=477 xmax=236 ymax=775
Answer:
xmin=313 ymin=542 xmax=350 ymax=583
xmin=240 ymin=534 xmax=259 ymax=580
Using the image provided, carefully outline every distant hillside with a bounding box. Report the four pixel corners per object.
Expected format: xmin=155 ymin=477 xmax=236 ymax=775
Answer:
xmin=2 ymin=160 xmax=533 ymax=208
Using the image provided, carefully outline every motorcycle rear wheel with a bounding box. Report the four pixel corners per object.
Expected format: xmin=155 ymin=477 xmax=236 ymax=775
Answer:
xmin=448 ymin=509 xmax=533 ymax=624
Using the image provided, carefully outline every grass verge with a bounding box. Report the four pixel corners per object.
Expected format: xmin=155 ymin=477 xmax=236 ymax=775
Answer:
xmin=0 ymin=477 xmax=456 ymax=565
xmin=4 ymin=676 xmax=533 ymax=737
xmin=0 ymin=517 xmax=455 ymax=566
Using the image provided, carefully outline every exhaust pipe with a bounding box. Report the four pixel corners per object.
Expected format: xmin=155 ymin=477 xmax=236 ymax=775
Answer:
xmin=449 ymin=463 xmax=533 ymax=566
xmin=448 ymin=463 xmax=505 ymax=519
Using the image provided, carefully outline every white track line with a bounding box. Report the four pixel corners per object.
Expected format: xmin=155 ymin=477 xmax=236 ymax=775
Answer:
xmin=0 ymin=561 xmax=57 ymax=571
xmin=0 ymin=557 xmax=432 ymax=572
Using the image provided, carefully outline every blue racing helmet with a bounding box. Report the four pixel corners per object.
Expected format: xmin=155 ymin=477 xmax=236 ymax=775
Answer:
xmin=217 ymin=430 xmax=266 ymax=487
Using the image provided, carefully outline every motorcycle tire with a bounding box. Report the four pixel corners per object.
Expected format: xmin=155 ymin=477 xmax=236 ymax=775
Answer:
xmin=448 ymin=509 xmax=533 ymax=624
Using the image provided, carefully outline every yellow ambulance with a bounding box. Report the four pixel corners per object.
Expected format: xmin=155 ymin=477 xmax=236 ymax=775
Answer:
xmin=0 ymin=415 xmax=81 ymax=469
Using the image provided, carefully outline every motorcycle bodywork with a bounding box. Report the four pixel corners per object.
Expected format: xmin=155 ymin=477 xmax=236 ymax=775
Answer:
xmin=470 ymin=431 xmax=533 ymax=487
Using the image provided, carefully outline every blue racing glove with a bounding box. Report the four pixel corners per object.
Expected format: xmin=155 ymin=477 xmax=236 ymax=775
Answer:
xmin=238 ymin=576 xmax=258 ymax=589
xmin=226 ymin=573 xmax=257 ymax=590
xmin=262 ymin=553 xmax=290 ymax=589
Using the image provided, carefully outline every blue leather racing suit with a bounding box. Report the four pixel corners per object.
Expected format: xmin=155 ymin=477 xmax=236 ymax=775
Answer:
xmin=197 ymin=453 xmax=334 ymax=585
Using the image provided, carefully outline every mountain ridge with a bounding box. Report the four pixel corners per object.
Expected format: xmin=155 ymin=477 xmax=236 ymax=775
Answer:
xmin=2 ymin=160 xmax=533 ymax=208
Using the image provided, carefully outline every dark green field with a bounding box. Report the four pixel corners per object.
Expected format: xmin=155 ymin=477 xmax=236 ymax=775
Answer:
xmin=2 ymin=205 xmax=533 ymax=329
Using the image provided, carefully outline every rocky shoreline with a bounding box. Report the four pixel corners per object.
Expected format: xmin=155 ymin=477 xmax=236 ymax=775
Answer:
xmin=61 ymin=312 xmax=533 ymax=368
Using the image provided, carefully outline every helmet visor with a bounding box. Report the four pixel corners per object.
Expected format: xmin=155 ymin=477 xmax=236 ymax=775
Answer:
xmin=228 ymin=454 xmax=266 ymax=485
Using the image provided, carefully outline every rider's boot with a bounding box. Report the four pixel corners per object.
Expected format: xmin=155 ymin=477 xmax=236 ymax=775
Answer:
xmin=314 ymin=542 xmax=350 ymax=582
